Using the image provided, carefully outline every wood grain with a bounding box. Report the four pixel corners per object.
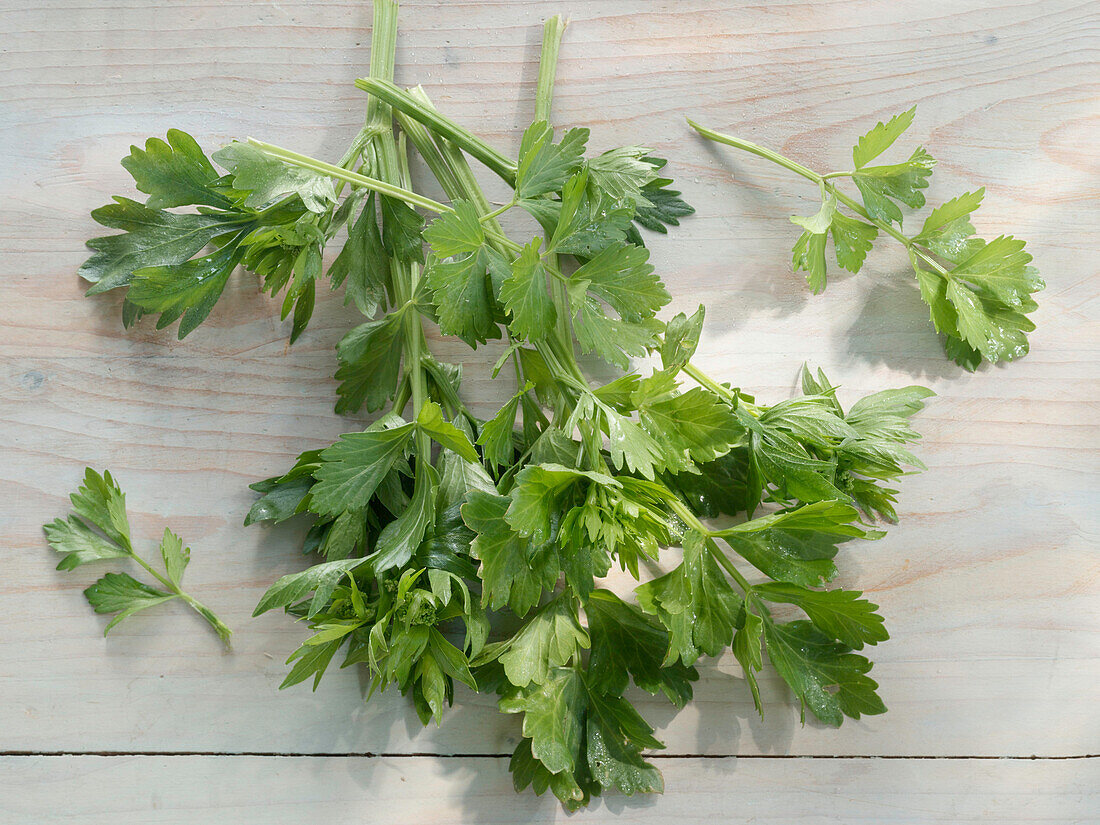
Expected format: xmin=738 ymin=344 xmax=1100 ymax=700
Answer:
xmin=2 ymin=756 xmax=1097 ymax=824
xmin=1 ymin=0 xmax=1097 ymax=819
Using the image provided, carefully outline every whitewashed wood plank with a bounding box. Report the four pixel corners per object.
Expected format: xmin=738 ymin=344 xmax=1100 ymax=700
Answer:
xmin=2 ymin=755 xmax=1097 ymax=824
xmin=1 ymin=0 xmax=1097 ymax=762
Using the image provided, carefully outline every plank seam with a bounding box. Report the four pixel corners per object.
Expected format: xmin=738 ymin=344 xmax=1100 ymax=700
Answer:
xmin=1 ymin=751 xmax=1095 ymax=760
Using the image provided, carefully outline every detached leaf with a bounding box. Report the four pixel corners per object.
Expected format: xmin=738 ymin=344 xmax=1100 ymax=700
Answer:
xmin=84 ymin=572 xmax=176 ymax=635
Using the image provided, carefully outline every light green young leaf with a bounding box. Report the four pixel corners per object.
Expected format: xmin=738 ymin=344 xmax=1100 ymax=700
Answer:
xmin=417 ymin=401 xmax=479 ymax=463
xmin=496 ymin=597 xmax=590 ymax=687
xmin=463 ymin=490 xmax=559 ymax=617
xmin=253 ymin=557 xmax=368 ymax=618
xmin=159 ymin=528 xmax=190 ymax=586
xmin=913 ymin=189 xmax=985 ymax=263
xmin=852 ymin=146 xmax=935 ymax=225
xmin=572 ymin=242 xmax=669 ymax=322
xmin=515 ymin=121 xmax=589 ymax=199
xmin=852 ymin=107 xmax=916 ymax=169
xmin=830 ymin=212 xmax=878 ymax=273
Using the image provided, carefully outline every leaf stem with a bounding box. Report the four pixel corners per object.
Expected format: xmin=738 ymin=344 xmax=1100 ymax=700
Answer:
xmin=686 ymin=121 xmax=951 ymax=276
xmin=129 ymin=551 xmax=232 ymax=643
xmin=356 ymin=77 xmax=518 ymax=185
xmin=666 ymin=498 xmax=754 ymax=594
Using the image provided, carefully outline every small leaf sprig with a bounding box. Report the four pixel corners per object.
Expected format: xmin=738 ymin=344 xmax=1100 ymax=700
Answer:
xmin=689 ymin=113 xmax=1043 ymax=370
xmin=45 ymin=468 xmax=232 ymax=643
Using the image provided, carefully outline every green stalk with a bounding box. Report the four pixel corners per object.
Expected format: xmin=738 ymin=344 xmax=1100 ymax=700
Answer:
xmin=356 ymin=77 xmax=517 ymax=184
xmin=686 ymin=120 xmax=950 ymax=276
xmin=129 ymin=552 xmax=232 ymax=643
xmin=533 ymin=14 xmax=579 ymax=375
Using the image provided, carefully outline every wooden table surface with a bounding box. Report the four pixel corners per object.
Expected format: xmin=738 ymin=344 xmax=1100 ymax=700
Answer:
xmin=2 ymin=1 xmax=1097 ymax=822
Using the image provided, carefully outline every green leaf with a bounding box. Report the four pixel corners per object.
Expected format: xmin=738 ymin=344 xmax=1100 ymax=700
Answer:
xmin=732 ymin=610 xmax=764 ymax=714
xmin=573 ymin=298 xmax=661 ymax=369
xmin=572 ymin=242 xmax=669 ymax=322
xmin=544 ymin=170 xmax=634 ymax=257
xmin=755 ymin=583 xmax=888 ymax=649
xmin=83 ymin=572 xmax=177 ymax=635
xmin=500 ymin=666 xmax=586 ymax=774
xmin=80 ymin=198 xmax=239 ymax=293
xmin=763 ymin=619 xmax=886 ymax=726
xmin=638 ymin=386 xmax=743 ymax=465
xmin=463 ymin=491 xmax=559 ymax=617
xmin=509 ymin=738 xmax=591 ymax=811
xmin=635 ymin=532 xmax=742 ymax=665
xmin=852 ymin=146 xmax=935 ymax=225
xmin=309 ymin=422 xmax=417 ymax=517
xmin=830 ymin=212 xmax=878 ymax=274
xmin=515 ymin=121 xmax=589 ymax=199
xmin=632 ymin=158 xmax=695 ymax=234
xmin=660 ymin=305 xmax=704 ymax=372
xmin=44 ymin=516 xmax=130 ymax=571
xmin=601 ymin=403 xmax=670 ymax=479
xmin=852 ymin=107 xmax=916 ymax=169
xmin=500 ymin=239 xmax=555 ymax=341
xmin=127 ymin=237 xmax=244 ymax=338
xmin=722 ymin=529 xmax=840 ymax=588
xmin=417 ymin=401 xmax=479 ymax=463
xmin=281 ymin=636 xmax=346 ymax=690
xmin=213 ymin=142 xmax=335 ymax=213
xmin=713 ymin=499 xmax=871 ymax=539
xmin=333 ymin=312 xmax=405 ymax=415
xmin=379 ymin=194 xmax=426 ymax=264
xmin=158 ymin=528 xmax=190 ymax=586
xmin=495 ymin=597 xmax=590 ymax=687
xmin=426 ymin=245 xmax=509 ymax=346
xmin=585 ymin=589 xmax=698 ymax=707
xmin=585 ymin=145 xmax=659 ymax=206
xmin=423 ymin=199 xmax=485 ymax=256
xmin=476 ymin=384 xmax=528 ymax=470
xmin=253 ymin=557 xmax=367 ymax=618
xmin=913 ymin=189 xmax=985 ymax=263
xmin=327 ymin=193 xmax=388 ymax=316
xmin=245 ymin=474 xmax=314 ymax=525
xmin=584 ymin=690 xmax=664 ymax=795
xmin=121 ymin=129 xmax=229 ymax=209
xmin=371 ymin=465 xmax=438 ymax=572
xmin=505 ymin=463 xmax=619 ymax=545
xmin=950 ymin=235 xmax=1042 ymax=307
